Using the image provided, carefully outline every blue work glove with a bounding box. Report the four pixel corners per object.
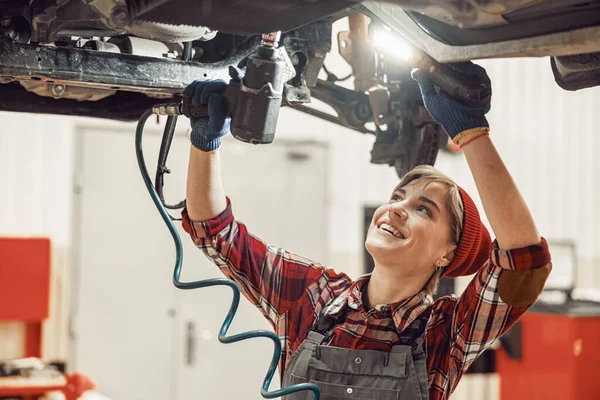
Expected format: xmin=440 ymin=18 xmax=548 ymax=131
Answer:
xmin=182 ymin=79 xmax=231 ymax=152
xmin=411 ymin=62 xmax=491 ymax=139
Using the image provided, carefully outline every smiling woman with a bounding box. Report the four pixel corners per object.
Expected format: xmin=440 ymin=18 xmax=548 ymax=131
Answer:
xmin=365 ymin=165 xmax=468 ymax=301
xmin=182 ymin=63 xmax=552 ymax=400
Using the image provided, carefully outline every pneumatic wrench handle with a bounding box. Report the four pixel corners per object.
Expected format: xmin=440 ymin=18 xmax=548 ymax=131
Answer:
xmin=181 ymin=97 xmax=210 ymax=119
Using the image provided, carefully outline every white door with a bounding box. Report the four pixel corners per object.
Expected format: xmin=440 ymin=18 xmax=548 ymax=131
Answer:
xmin=174 ymin=139 xmax=329 ymax=400
xmin=72 ymin=124 xmax=183 ymax=400
xmin=72 ymin=122 xmax=328 ymax=400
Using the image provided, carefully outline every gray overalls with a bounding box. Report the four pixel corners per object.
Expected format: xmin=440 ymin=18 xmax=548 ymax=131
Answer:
xmin=282 ymin=302 xmax=431 ymax=400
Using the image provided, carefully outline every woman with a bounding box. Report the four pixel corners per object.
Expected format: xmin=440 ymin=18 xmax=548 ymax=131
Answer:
xmin=181 ymin=62 xmax=552 ymax=399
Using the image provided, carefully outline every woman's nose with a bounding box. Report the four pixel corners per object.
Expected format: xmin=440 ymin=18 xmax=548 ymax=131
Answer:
xmin=388 ymin=204 xmax=407 ymax=220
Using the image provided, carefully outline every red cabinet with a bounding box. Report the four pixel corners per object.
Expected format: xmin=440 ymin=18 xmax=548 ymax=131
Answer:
xmin=497 ymin=309 xmax=600 ymax=400
xmin=0 ymin=237 xmax=51 ymax=357
xmin=0 ymin=237 xmax=51 ymax=321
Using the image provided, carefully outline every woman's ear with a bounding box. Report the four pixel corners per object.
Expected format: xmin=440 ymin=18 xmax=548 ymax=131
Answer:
xmin=436 ymin=249 xmax=455 ymax=268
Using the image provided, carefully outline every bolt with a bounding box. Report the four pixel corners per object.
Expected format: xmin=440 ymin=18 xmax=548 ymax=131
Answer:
xmin=355 ymin=102 xmax=372 ymax=121
xmin=111 ymin=8 xmax=128 ymax=25
xmin=50 ymin=84 xmax=66 ymax=98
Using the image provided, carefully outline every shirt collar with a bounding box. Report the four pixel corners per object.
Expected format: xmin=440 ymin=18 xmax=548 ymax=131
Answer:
xmin=325 ymin=274 xmax=433 ymax=333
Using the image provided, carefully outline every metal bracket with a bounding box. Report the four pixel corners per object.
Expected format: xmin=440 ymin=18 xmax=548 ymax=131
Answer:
xmin=307 ymin=79 xmax=374 ymax=132
xmin=0 ymin=37 xmax=251 ymax=96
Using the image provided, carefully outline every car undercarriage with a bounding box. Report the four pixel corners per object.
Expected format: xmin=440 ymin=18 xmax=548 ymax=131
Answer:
xmin=1 ymin=0 xmax=600 ymax=177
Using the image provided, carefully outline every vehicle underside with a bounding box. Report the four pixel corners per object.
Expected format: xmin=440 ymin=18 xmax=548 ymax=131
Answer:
xmin=2 ymin=0 xmax=600 ymax=177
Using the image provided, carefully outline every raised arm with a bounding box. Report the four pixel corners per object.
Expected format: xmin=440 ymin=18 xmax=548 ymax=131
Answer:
xmin=412 ymin=60 xmax=552 ymax=389
xmin=411 ymin=60 xmax=540 ymax=249
xmin=183 ymin=80 xmax=229 ymax=221
xmin=186 ymin=147 xmax=227 ymax=221
xmin=461 ymin=136 xmax=540 ymax=248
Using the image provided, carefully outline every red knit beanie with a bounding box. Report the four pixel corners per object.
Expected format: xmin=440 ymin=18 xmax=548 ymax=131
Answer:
xmin=443 ymin=186 xmax=492 ymax=278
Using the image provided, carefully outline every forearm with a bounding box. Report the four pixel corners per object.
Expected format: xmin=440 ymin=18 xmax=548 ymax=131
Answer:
xmin=185 ymin=145 xmax=227 ymax=221
xmin=460 ymin=135 xmax=540 ymax=249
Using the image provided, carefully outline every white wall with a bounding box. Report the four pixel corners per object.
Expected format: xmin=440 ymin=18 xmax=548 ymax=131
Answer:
xmin=0 ymin=113 xmax=76 ymax=245
xmin=484 ymin=57 xmax=599 ymax=288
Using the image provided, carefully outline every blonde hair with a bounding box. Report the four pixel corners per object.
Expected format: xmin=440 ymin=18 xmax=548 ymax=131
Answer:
xmin=395 ymin=165 xmax=464 ymax=295
xmin=425 ymin=268 xmax=444 ymax=296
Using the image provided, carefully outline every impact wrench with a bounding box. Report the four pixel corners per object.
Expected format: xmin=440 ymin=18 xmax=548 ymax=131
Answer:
xmin=152 ymin=31 xmax=295 ymax=145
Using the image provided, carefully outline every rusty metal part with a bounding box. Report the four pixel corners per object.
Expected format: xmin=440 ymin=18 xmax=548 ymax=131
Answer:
xmin=338 ymin=13 xmax=378 ymax=92
xmin=0 ymin=81 xmax=165 ymax=120
xmin=0 ymin=37 xmax=251 ymax=97
xmin=20 ymin=80 xmax=116 ymax=101
xmin=360 ymin=1 xmax=600 ymax=62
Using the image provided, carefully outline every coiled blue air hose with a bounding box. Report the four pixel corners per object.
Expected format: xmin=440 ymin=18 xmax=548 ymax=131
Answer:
xmin=134 ymin=110 xmax=320 ymax=399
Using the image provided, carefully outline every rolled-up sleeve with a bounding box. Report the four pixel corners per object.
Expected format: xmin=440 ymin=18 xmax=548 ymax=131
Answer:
xmin=181 ymin=198 xmax=336 ymax=327
xmin=492 ymin=237 xmax=553 ymax=307
xmin=182 ymin=198 xmax=236 ymax=239
xmin=438 ymin=238 xmax=551 ymax=392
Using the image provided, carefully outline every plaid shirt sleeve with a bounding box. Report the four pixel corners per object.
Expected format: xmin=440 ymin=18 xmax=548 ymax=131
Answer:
xmin=436 ymin=238 xmax=551 ymax=393
xmin=180 ymin=198 xmax=339 ymax=327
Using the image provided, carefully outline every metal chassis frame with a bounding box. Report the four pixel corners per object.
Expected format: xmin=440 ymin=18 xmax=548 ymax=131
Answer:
xmin=0 ymin=37 xmax=251 ymax=95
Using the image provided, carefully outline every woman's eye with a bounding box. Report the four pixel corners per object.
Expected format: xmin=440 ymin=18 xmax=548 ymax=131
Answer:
xmin=391 ymin=195 xmax=402 ymax=202
xmin=417 ymin=206 xmax=431 ymax=216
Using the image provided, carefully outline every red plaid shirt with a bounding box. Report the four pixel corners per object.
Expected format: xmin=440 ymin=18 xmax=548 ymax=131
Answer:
xmin=182 ymin=198 xmax=551 ymax=399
